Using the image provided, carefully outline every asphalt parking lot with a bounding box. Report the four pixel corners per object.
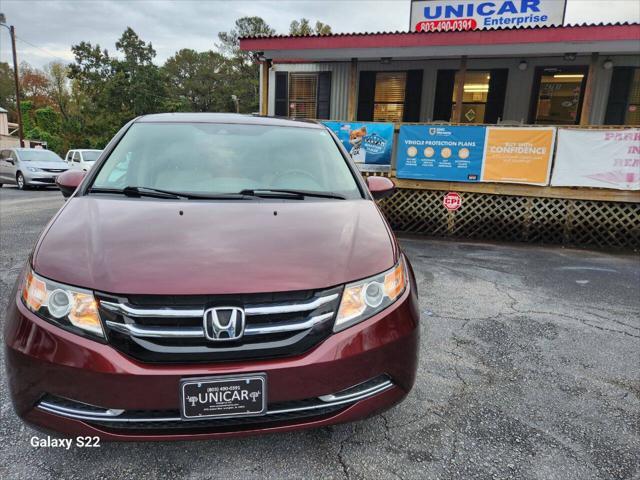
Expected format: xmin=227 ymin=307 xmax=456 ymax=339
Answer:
xmin=1 ymin=186 xmax=639 ymax=480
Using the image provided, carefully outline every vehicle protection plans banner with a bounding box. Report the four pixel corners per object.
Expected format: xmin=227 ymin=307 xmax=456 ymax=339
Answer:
xmin=322 ymin=121 xmax=394 ymax=169
xmin=481 ymin=127 xmax=556 ymax=185
xmin=551 ymin=129 xmax=640 ymax=190
xmin=396 ymin=125 xmax=486 ymax=182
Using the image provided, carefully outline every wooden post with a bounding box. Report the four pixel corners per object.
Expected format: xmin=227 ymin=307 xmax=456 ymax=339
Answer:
xmin=347 ymin=58 xmax=358 ymax=121
xmin=579 ymin=52 xmax=599 ymax=125
xmin=452 ymin=56 xmax=467 ymax=123
xmin=260 ymin=59 xmax=271 ymax=116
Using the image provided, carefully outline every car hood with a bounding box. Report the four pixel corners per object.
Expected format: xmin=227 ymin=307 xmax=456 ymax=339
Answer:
xmin=33 ymin=197 xmax=397 ymax=295
xmin=24 ymin=161 xmax=69 ymax=170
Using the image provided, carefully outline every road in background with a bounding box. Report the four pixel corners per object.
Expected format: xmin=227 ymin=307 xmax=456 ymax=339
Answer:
xmin=1 ymin=187 xmax=639 ymax=480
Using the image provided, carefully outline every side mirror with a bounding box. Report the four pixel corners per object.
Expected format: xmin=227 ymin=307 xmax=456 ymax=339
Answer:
xmin=56 ymin=170 xmax=86 ymax=198
xmin=366 ymin=176 xmax=395 ymax=200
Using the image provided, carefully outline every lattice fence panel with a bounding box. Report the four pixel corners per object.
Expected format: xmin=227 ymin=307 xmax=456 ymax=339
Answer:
xmin=375 ymin=187 xmax=640 ymax=249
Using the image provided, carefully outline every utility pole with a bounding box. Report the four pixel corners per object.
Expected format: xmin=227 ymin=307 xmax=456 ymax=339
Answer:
xmin=10 ymin=26 xmax=24 ymax=147
xmin=1 ymin=14 xmax=24 ymax=147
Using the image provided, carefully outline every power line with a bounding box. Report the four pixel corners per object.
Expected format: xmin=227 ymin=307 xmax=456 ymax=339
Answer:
xmin=14 ymin=35 xmax=71 ymax=64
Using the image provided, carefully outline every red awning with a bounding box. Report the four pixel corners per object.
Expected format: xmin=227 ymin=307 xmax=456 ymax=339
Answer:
xmin=240 ymin=23 xmax=640 ymax=58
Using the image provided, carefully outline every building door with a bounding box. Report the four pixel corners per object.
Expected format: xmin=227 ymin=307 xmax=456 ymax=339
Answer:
xmin=605 ymin=67 xmax=640 ymax=125
xmin=529 ymin=66 xmax=588 ymax=125
xmin=433 ymin=69 xmax=508 ymax=124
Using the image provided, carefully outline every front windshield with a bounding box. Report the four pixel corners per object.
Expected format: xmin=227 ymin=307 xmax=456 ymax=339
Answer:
xmin=91 ymin=122 xmax=362 ymax=198
xmin=18 ymin=150 xmax=63 ymax=162
xmin=82 ymin=151 xmax=102 ymax=162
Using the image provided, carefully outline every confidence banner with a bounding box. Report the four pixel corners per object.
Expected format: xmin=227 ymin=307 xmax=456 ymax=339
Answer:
xmin=322 ymin=121 xmax=394 ymax=170
xmin=396 ymin=125 xmax=486 ymax=181
xmin=481 ymin=127 xmax=556 ymax=185
xmin=551 ymin=129 xmax=640 ymax=190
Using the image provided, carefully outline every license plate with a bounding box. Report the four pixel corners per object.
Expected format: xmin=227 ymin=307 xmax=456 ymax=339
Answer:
xmin=180 ymin=374 xmax=267 ymax=420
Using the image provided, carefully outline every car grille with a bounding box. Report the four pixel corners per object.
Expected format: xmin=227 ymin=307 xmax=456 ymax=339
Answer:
xmin=97 ymin=287 xmax=342 ymax=363
xmin=33 ymin=177 xmax=56 ymax=183
xmin=41 ymin=168 xmax=66 ymax=173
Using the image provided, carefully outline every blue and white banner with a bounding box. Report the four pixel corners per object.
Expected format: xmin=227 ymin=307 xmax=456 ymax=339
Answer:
xmin=323 ymin=121 xmax=394 ymax=169
xmin=396 ymin=125 xmax=486 ymax=181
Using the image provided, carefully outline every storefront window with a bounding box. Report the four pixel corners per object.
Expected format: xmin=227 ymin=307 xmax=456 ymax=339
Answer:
xmin=451 ymin=71 xmax=491 ymax=124
xmin=531 ymin=67 xmax=587 ymax=125
xmin=373 ymin=72 xmax=407 ymax=123
xmin=624 ymin=68 xmax=640 ymax=125
xmin=288 ymin=74 xmax=317 ymax=119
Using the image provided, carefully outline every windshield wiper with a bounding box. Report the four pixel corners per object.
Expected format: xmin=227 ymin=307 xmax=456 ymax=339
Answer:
xmin=89 ymin=187 xmax=254 ymax=200
xmin=238 ymin=189 xmax=346 ymax=200
xmin=87 ymin=186 xmax=185 ymax=199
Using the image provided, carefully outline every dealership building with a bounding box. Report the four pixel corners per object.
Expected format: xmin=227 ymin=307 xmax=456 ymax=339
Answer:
xmin=239 ymin=4 xmax=639 ymax=250
xmin=240 ymin=22 xmax=639 ymax=126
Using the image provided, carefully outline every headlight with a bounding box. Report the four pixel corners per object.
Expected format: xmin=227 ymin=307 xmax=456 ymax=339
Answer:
xmin=27 ymin=167 xmax=41 ymax=172
xmin=334 ymin=256 xmax=408 ymax=332
xmin=21 ymin=268 xmax=105 ymax=340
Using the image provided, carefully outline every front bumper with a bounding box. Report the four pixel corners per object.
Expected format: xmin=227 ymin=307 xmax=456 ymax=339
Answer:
xmin=5 ymin=279 xmax=419 ymax=441
xmin=23 ymin=170 xmax=66 ymax=185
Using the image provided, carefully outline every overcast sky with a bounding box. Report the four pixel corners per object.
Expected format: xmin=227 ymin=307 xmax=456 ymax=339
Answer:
xmin=1 ymin=0 xmax=639 ymax=68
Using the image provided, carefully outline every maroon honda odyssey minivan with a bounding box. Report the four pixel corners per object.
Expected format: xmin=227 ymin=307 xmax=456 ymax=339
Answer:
xmin=5 ymin=114 xmax=419 ymax=441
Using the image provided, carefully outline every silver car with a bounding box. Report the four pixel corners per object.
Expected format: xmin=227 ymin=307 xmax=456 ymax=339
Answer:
xmin=0 ymin=148 xmax=69 ymax=190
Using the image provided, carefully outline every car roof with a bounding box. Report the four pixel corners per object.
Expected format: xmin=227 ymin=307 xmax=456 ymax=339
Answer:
xmin=136 ymin=113 xmax=324 ymax=129
xmin=9 ymin=148 xmax=56 ymax=152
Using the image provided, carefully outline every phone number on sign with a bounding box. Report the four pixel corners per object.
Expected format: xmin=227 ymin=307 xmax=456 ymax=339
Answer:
xmin=415 ymin=19 xmax=478 ymax=32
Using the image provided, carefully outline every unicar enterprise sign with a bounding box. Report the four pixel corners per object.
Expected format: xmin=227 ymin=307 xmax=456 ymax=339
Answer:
xmin=410 ymin=0 xmax=566 ymax=32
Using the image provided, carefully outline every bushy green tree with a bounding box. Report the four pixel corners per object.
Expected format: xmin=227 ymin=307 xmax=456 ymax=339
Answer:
xmin=6 ymin=17 xmax=331 ymax=153
xmin=289 ymin=18 xmax=332 ymax=35
xmin=218 ymin=16 xmax=275 ymax=62
xmin=163 ymin=49 xmax=230 ymax=112
xmin=0 ymin=62 xmax=16 ymax=121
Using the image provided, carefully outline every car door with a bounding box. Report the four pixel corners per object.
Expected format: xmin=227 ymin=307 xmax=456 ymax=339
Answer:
xmin=78 ymin=151 xmax=88 ymax=171
xmin=71 ymin=151 xmax=81 ymax=170
xmin=0 ymin=150 xmax=9 ymax=182
xmin=8 ymin=151 xmax=19 ymax=181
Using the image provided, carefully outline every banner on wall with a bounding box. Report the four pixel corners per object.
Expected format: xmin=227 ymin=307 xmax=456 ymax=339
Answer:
xmin=322 ymin=121 xmax=394 ymax=170
xmin=396 ymin=125 xmax=486 ymax=181
xmin=481 ymin=127 xmax=556 ymax=185
xmin=551 ymin=129 xmax=640 ymax=190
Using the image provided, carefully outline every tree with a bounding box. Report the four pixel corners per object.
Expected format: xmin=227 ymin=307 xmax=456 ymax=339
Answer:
xmin=19 ymin=63 xmax=51 ymax=109
xmin=113 ymin=27 xmax=166 ymax=116
xmin=289 ymin=18 xmax=332 ymax=36
xmin=0 ymin=62 xmax=16 ymax=121
xmin=45 ymin=61 xmax=71 ymax=120
xmin=67 ymin=27 xmax=167 ymax=147
xmin=163 ymin=49 xmax=230 ymax=112
xmin=218 ymin=16 xmax=275 ymax=62
xmin=216 ymin=16 xmax=276 ymax=113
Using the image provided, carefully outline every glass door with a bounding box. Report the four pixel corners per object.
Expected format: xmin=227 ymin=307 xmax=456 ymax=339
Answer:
xmin=530 ymin=67 xmax=588 ymax=125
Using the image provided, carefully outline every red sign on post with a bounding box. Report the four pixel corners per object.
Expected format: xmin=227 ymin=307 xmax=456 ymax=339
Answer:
xmin=443 ymin=192 xmax=462 ymax=211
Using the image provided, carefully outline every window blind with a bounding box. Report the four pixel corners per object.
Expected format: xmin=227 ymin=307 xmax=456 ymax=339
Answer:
xmin=289 ymin=74 xmax=317 ymax=119
xmin=373 ymin=72 xmax=407 ymax=122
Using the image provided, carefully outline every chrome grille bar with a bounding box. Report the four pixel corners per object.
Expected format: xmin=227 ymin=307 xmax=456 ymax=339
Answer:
xmin=100 ymin=293 xmax=339 ymax=319
xmin=37 ymin=378 xmax=394 ymax=424
xmin=105 ymin=312 xmax=335 ymax=339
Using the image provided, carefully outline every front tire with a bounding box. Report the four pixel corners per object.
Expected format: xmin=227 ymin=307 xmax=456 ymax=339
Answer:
xmin=16 ymin=172 xmax=27 ymax=190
